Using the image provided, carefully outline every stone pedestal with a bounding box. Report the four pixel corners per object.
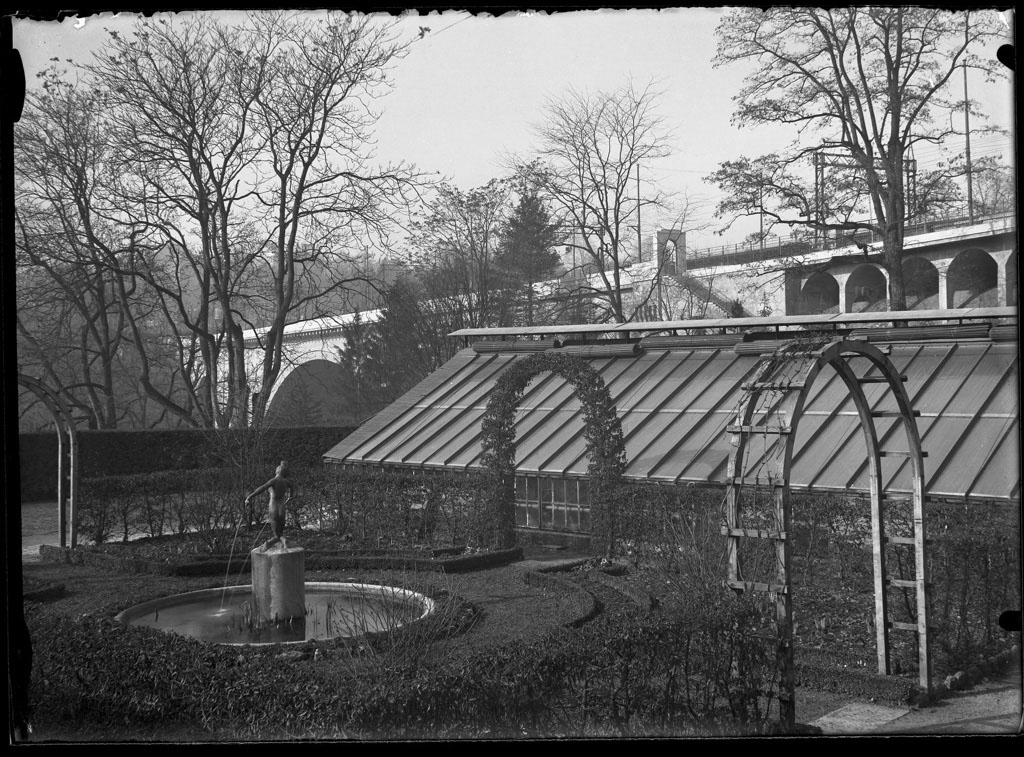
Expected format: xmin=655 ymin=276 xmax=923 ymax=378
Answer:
xmin=250 ymin=546 xmax=305 ymax=624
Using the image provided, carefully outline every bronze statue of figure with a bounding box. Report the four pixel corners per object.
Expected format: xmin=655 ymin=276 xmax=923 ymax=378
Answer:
xmin=246 ymin=461 xmax=297 ymax=551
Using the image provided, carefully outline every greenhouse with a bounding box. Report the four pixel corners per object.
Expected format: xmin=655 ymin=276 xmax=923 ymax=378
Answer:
xmin=323 ymin=307 xmax=1019 ymax=532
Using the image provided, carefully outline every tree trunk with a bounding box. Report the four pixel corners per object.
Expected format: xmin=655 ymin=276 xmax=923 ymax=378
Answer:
xmin=883 ymin=235 xmax=908 ymax=312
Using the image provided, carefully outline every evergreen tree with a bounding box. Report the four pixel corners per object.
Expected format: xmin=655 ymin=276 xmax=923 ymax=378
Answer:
xmin=494 ymin=191 xmax=563 ymax=326
xmin=335 ymin=310 xmax=382 ymax=423
xmin=373 ymin=278 xmax=441 ymax=400
xmin=333 ymin=278 xmax=455 ymax=422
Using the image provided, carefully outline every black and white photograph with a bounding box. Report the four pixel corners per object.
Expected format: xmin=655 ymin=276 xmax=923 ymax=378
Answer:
xmin=4 ymin=6 xmax=1020 ymax=742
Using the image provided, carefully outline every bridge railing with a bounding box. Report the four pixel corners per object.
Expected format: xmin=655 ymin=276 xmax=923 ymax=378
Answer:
xmin=685 ymin=205 xmax=1016 ymax=270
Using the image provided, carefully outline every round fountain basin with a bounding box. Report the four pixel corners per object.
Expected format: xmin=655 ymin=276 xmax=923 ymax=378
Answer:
xmin=115 ymin=582 xmax=435 ymax=646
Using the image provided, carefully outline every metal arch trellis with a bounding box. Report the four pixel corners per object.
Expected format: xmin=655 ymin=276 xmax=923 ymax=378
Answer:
xmin=18 ymin=374 xmax=79 ymax=549
xmin=724 ymin=338 xmax=930 ymax=731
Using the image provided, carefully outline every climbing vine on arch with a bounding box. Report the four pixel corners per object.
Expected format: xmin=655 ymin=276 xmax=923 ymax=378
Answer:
xmin=479 ymin=351 xmax=627 ymax=556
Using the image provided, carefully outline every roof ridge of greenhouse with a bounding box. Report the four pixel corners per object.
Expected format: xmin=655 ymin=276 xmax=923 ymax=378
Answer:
xmin=449 ymin=306 xmax=1017 ymax=339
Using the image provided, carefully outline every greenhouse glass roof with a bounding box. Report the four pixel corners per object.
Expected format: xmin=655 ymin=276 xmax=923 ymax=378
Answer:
xmin=324 ymin=322 xmax=1019 ymax=503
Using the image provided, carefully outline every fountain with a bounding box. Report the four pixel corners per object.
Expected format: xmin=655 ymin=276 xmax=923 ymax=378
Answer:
xmin=250 ymin=544 xmax=306 ymax=625
xmin=115 ymin=463 xmax=435 ymax=645
xmin=115 ymin=544 xmax=435 ymax=646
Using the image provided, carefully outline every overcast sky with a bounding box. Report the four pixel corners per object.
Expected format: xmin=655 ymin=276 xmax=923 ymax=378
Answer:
xmin=12 ymin=8 xmax=1016 ymax=249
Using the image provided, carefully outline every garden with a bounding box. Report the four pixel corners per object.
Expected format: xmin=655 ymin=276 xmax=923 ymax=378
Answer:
xmin=22 ymin=453 xmax=1021 ymax=740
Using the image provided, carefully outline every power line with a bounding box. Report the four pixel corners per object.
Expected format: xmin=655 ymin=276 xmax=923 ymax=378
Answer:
xmin=420 ymin=12 xmax=473 ymax=40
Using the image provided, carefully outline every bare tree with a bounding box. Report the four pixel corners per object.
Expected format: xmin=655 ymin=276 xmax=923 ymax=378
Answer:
xmin=82 ymin=17 xmax=273 ymax=428
xmin=708 ymin=7 xmax=1007 ymax=310
xmin=242 ymin=12 xmax=427 ymax=423
xmin=406 ymin=179 xmax=517 ymax=331
xmin=15 ymin=70 xmax=192 ymax=429
xmin=970 ymin=155 xmax=1015 ymax=216
xmin=516 ymin=80 xmax=675 ymax=323
xmin=16 ymin=12 xmax=427 ymax=429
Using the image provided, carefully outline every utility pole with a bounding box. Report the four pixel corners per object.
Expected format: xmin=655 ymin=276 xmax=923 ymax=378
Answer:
xmin=759 ymin=184 xmax=765 ymax=250
xmin=636 ymin=163 xmax=642 ymax=263
xmin=963 ymin=60 xmax=975 ymax=224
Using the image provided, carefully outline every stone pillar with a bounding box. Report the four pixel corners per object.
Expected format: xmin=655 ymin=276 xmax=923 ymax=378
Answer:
xmin=989 ymin=250 xmax=1014 ymax=307
xmin=251 ymin=547 xmax=306 ymax=624
xmin=936 ymin=262 xmax=951 ymax=309
xmin=834 ymin=272 xmax=850 ymax=313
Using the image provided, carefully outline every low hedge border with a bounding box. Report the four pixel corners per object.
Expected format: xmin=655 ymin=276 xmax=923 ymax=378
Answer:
xmin=586 ymin=568 xmax=659 ymax=611
xmin=23 ymin=581 xmax=67 ymax=604
xmin=38 ymin=544 xmax=523 ymax=577
xmin=794 ymin=650 xmax=918 ymax=705
xmin=524 ymin=557 xmax=657 ymax=612
xmin=531 ymin=558 xmax=591 ymax=574
xmin=520 ymin=570 xmax=599 ymax=628
xmin=795 ymin=642 xmax=1022 ymax=707
xmin=923 ymin=643 xmax=1021 ymax=706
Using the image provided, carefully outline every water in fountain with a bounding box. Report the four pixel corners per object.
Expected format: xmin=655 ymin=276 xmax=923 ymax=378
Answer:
xmin=117 ymin=515 xmax=435 ymax=645
xmin=119 ymin=583 xmax=433 ymax=645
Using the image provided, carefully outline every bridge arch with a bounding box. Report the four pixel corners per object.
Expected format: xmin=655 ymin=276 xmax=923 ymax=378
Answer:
xmin=947 ymin=248 xmax=998 ymax=307
xmin=656 ymin=228 xmax=686 ymax=273
xmin=725 ymin=339 xmax=929 ymax=728
xmin=17 ymin=374 xmax=79 ymax=548
xmin=902 ymin=256 xmax=940 ymax=310
xmin=799 ymin=271 xmax=839 ymax=314
xmin=264 ymin=359 xmax=352 ymax=427
xmin=480 ymin=352 xmax=626 ymax=555
xmin=845 ymin=264 xmax=888 ymax=312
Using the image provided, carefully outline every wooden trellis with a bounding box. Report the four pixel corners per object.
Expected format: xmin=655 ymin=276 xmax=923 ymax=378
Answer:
xmin=724 ymin=339 xmax=930 ymax=730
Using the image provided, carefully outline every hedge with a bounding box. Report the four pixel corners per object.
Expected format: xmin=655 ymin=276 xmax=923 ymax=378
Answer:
xmin=39 ymin=544 xmax=525 ymax=577
xmin=26 ymin=585 xmax=779 ymax=738
xmin=18 ymin=426 xmax=356 ymax=501
xmin=71 ymin=466 xmax=500 ymax=553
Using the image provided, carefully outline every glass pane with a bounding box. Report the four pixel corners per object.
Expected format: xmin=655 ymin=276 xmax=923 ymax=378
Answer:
xmin=578 ymin=478 xmax=589 ymax=505
xmin=527 ymin=476 xmax=538 ymax=502
xmin=515 ymin=502 xmax=527 ymax=527
xmin=516 ymin=475 xmax=527 ymax=500
xmin=553 ymin=505 xmax=566 ymax=530
xmin=554 ymin=478 xmax=566 ymax=504
xmin=567 ymin=479 xmax=579 ymax=505
xmin=579 ymin=505 xmax=591 ymax=532
xmin=526 ymin=502 xmax=539 ymax=528
xmin=540 ymin=477 xmax=553 ymax=504
xmin=541 ymin=500 xmax=553 ymax=528
xmin=566 ymin=505 xmax=580 ymax=531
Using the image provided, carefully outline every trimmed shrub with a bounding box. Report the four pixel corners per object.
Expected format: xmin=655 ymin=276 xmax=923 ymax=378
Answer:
xmin=71 ymin=466 xmax=505 ymax=556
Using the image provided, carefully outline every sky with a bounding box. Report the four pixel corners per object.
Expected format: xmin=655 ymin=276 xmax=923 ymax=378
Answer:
xmin=11 ymin=8 xmax=1017 ymax=250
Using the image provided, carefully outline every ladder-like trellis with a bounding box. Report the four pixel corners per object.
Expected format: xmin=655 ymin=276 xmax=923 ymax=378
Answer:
xmin=18 ymin=374 xmax=80 ymax=548
xmin=724 ymin=339 xmax=930 ymax=730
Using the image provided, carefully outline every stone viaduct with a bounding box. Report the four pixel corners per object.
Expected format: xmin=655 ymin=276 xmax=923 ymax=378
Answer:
xmin=243 ymin=210 xmax=1016 ymax=423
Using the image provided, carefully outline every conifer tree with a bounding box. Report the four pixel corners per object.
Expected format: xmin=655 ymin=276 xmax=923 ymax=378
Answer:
xmin=494 ymin=191 xmax=563 ymax=326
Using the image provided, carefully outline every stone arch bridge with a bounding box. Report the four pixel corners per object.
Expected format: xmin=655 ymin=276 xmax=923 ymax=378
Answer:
xmin=244 ymin=214 xmax=1016 ymax=425
xmin=783 ymin=215 xmax=1016 ymax=315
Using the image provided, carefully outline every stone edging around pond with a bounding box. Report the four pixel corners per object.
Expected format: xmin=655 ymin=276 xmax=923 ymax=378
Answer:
xmin=37 ymin=544 xmax=524 ymax=577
